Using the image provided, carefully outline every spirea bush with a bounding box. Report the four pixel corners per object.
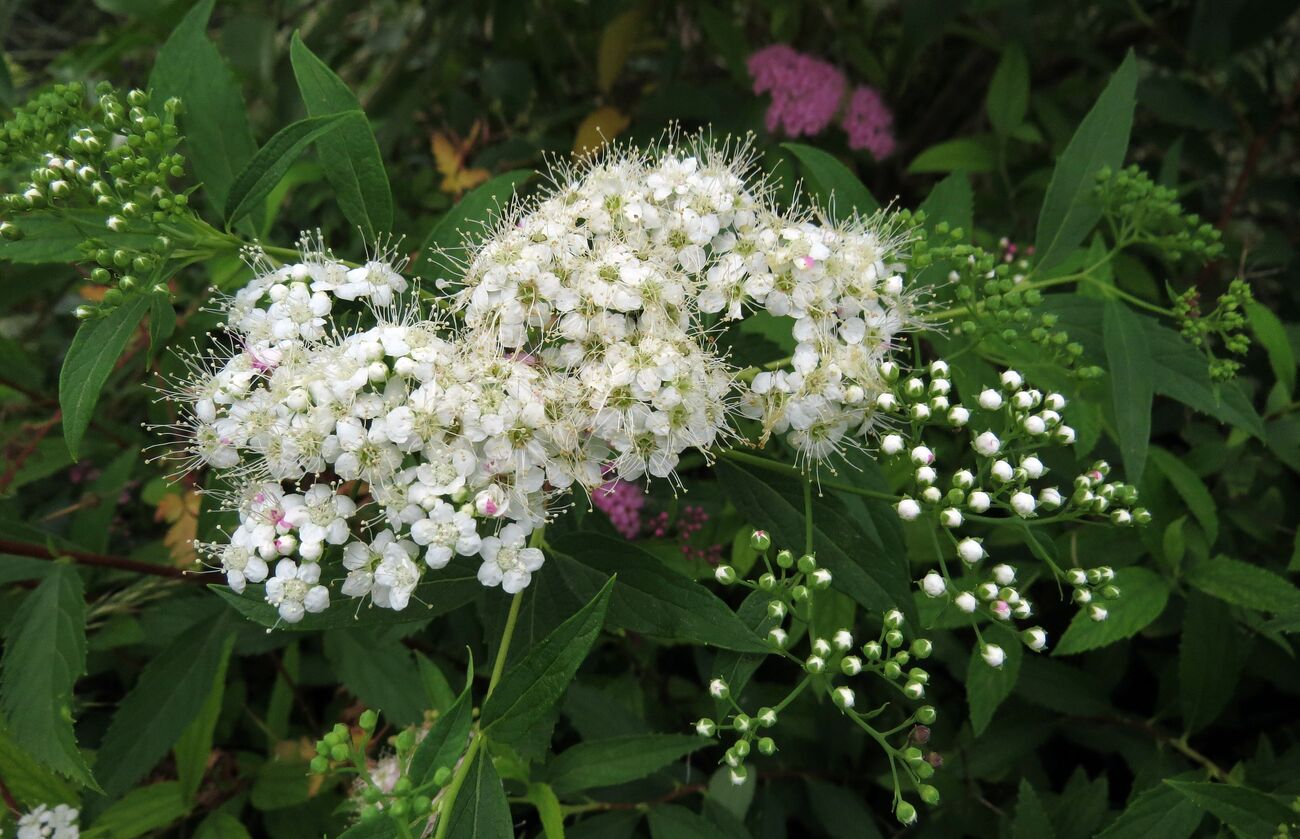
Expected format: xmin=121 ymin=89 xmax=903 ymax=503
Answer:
xmin=0 ymin=3 xmax=1297 ymax=838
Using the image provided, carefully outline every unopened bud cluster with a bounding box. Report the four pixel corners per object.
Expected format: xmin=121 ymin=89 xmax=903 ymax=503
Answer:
xmin=705 ymin=532 xmax=940 ymax=822
xmin=1172 ymin=278 xmax=1253 ymax=382
xmin=310 ymin=710 xmax=447 ymax=830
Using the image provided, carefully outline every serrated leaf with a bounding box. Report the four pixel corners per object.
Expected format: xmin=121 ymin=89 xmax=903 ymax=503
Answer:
xmin=1165 ymin=780 xmax=1297 ymax=838
xmin=324 ymin=629 xmax=428 ymax=726
xmin=289 ymin=33 xmax=393 ymax=238
xmin=1096 ymin=781 xmax=1203 ymax=839
xmin=149 ymin=0 xmax=257 ymax=215
xmin=717 ymin=459 xmax=916 ymax=624
xmin=1146 ymin=321 xmax=1264 ymax=438
xmin=1179 ymin=592 xmax=1240 ymax=733
xmin=59 ymin=294 xmax=150 ymax=460
xmin=83 ymin=781 xmax=188 ymax=839
xmin=0 ymin=565 xmax=96 ymax=787
xmin=987 ymin=44 xmax=1030 ymax=135
xmin=418 ymin=169 xmax=533 ymax=282
xmin=1246 ymin=299 xmax=1296 ymax=396
xmin=549 ymin=533 xmax=765 ymax=652
xmin=0 ymin=723 xmax=79 ymax=807
xmin=1104 ymin=300 xmax=1153 ymax=485
xmin=1013 ymin=778 xmax=1054 ymax=839
xmin=907 ymin=137 xmax=998 ymax=174
xmin=445 ymin=748 xmax=512 ymax=839
xmin=224 ymin=112 xmax=357 ymax=224
xmin=409 ymin=660 xmax=472 ymax=785
xmin=1148 ymin=447 xmax=1218 ymax=544
xmin=93 ymin=614 xmax=236 ymax=800
xmin=782 ymin=142 xmax=880 ymax=218
xmin=1054 ymin=567 xmax=1168 ymax=655
xmin=546 ymin=734 xmax=709 ymax=795
xmin=1034 ymin=51 xmax=1137 ymax=270
xmin=172 ymin=634 xmax=234 ymax=805
xmin=480 ymin=577 xmax=613 ymax=745
xmin=968 ymin=629 xmax=1023 ymax=736
xmin=1184 ymin=555 xmax=1300 ymax=614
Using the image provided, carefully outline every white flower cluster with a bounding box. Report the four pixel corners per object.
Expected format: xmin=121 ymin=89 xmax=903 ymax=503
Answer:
xmin=453 ymin=137 xmax=920 ymax=468
xmin=15 ymin=804 xmax=79 ymax=839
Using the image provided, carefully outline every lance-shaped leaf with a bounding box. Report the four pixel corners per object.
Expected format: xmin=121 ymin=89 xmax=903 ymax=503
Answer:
xmin=224 ymin=112 xmax=358 ymax=225
xmin=59 ymin=294 xmax=151 ymax=460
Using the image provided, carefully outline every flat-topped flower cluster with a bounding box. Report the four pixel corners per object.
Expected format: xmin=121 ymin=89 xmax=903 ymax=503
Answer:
xmin=165 ymin=139 xmax=922 ymax=622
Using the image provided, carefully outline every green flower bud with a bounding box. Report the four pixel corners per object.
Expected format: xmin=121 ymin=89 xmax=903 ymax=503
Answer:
xmin=776 ymin=549 xmax=794 ymax=569
xmin=896 ymin=801 xmax=917 ymax=825
xmin=916 ymin=705 xmax=937 ymax=724
xmin=309 ymin=755 xmax=328 ymax=774
xmin=749 ymin=530 xmax=771 ymax=552
xmin=329 ymin=743 xmax=348 ymax=761
xmin=359 ymin=710 xmax=378 ymax=730
xmin=714 ymin=565 xmax=737 ymax=585
xmin=757 ymin=736 xmax=777 ymax=755
xmin=433 ymin=767 xmax=452 ymax=787
xmin=797 ymin=554 xmax=817 ymax=574
xmin=918 ymin=784 xmax=941 ymax=805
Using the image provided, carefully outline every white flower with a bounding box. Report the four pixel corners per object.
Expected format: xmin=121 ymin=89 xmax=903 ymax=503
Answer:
xmin=977 ymin=388 xmax=1003 ymax=410
xmin=1010 ymin=491 xmax=1036 ymax=517
xmin=981 ymin=643 xmax=1006 ymax=668
xmin=410 ymin=501 xmax=481 ymax=569
xmin=967 ymin=491 xmax=991 ymax=513
xmin=957 ymin=537 xmax=984 ymax=564
xmin=336 ymin=260 xmax=408 ymax=305
xmin=477 ymin=524 xmax=544 ymax=593
xmin=955 ymin=591 xmax=978 ymax=613
xmin=218 ymin=542 xmax=268 ymax=594
xmin=17 ymin=804 xmax=80 ymax=839
xmin=282 ymin=485 xmax=356 ymax=547
xmin=832 ymin=629 xmax=853 ymax=651
xmin=920 ymin=571 xmax=946 ymax=597
xmin=264 ymin=560 xmax=330 ymax=623
xmin=896 ymin=498 xmax=922 ymax=521
xmin=709 ymin=678 xmax=729 ymax=699
xmin=475 ymin=485 xmax=510 ymax=519
xmin=973 ymin=431 xmax=1000 ymax=457
xmin=373 ymin=546 xmax=422 ymax=611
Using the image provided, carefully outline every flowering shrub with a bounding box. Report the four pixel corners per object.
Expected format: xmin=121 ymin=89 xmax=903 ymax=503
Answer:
xmin=0 ymin=3 xmax=1297 ymax=838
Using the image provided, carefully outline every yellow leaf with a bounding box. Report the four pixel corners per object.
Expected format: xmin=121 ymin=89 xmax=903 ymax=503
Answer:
xmin=155 ymin=490 xmax=200 ymax=567
xmin=573 ymin=106 xmax=631 ymax=157
xmin=597 ymin=8 xmax=644 ymax=93
xmin=431 ymin=124 xmax=492 ymax=196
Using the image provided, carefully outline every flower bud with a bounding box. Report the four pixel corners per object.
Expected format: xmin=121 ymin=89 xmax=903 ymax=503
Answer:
xmin=992 ymin=564 xmax=1016 ymax=586
xmin=981 ymin=643 xmax=1006 ymax=668
xmin=956 ymin=537 xmax=984 ymax=565
xmin=709 ymin=679 xmax=729 ymax=700
xmin=1000 ymin=370 xmax=1023 ymax=391
xmin=758 ymin=572 xmax=777 ymax=591
xmin=695 ymin=718 xmax=717 ymax=736
xmin=776 ymin=549 xmax=794 ymax=568
xmin=910 ymin=638 xmax=933 ymax=659
xmin=920 ymin=571 xmax=946 ymax=598
xmin=881 ymin=434 xmax=905 ymax=456
xmin=930 ymin=360 xmax=949 ymax=377
xmin=967 ymin=491 xmax=991 ymax=513
xmin=915 ymin=466 xmax=937 ymax=485
xmin=973 ymin=431 xmax=1001 ymax=456
xmin=863 ymin=641 xmax=882 ymax=660
xmin=840 ymin=655 xmax=862 ymax=675
xmin=714 ymin=565 xmax=737 ymax=585
xmin=916 ymin=705 xmax=937 ymax=724
xmin=1010 ymin=491 xmax=1036 ymax=517
xmin=885 ymin=629 xmax=904 ymax=648
xmin=359 ymin=710 xmax=378 ymax=731
xmin=767 ymin=627 xmax=788 ymax=648
xmin=832 ymin=686 xmax=855 ymax=710
xmin=955 ymin=591 xmax=977 ymax=613
xmin=832 ymin=629 xmax=853 ymax=651
xmin=920 ymin=486 xmax=942 ymax=504
xmin=729 ymin=765 xmax=748 ymax=785
xmin=767 ymin=600 xmax=787 ymax=620
xmin=1090 ymin=604 xmax=1109 ymax=621
xmin=1039 ymin=487 xmax=1063 ymax=510
xmin=1054 ymin=424 xmax=1076 ymax=444
xmin=811 ymin=638 xmax=832 ymax=657
xmin=750 ymin=529 xmax=771 ymax=551
xmin=978 ymin=388 xmax=1003 ymax=410
xmin=896 ymin=801 xmax=917 ymax=825
xmin=810 ymin=568 xmax=832 ymax=589
xmin=757 ymin=707 xmax=777 ymax=727
xmin=879 ymin=361 xmax=900 ymax=382
xmin=791 ymin=584 xmax=810 ymax=602
xmin=903 ymin=377 xmax=925 ymax=398
xmin=797 ymin=553 xmax=817 ymax=574
xmin=910 ymin=403 xmax=931 ymax=422
xmin=1024 ymin=415 xmax=1047 ymax=435
xmin=939 ymin=507 xmax=962 ymax=528
xmin=896 ymin=498 xmax=921 ymax=521
xmin=918 ymin=784 xmax=941 ymax=805
xmin=757 ymin=737 xmax=777 ymax=755
xmin=1023 ymin=627 xmax=1048 ymax=651
xmin=805 ymin=655 xmax=826 ymax=674
xmin=947 ymin=405 xmax=970 ymax=427
xmin=903 ymin=680 xmax=925 ymax=699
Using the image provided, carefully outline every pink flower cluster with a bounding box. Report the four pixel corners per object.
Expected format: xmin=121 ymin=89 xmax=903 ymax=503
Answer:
xmin=746 ymin=44 xmax=896 ymax=160
xmin=591 ymin=477 xmax=646 ymax=540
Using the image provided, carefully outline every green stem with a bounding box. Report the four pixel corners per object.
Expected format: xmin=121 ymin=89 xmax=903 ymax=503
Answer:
xmin=488 ymin=589 xmax=526 ymax=697
xmin=719 ymin=450 xmax=898 ymax=502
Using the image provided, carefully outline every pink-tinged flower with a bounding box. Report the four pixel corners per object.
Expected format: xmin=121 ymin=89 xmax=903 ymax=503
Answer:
xmin=842 ymin=85 xmax=896 ymax=160
xmin=592 ymin=476 xmax=645 ymax=539
xmin=747 ymin=45 xmax=845 ymax=137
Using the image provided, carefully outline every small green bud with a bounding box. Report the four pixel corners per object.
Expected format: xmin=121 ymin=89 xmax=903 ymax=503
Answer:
xmin=359 ymin=710 xmax=378 ymax=730
xmin=330 ymin=743 xmax=348 ymax=762
xmin=395 ymin=730 xmax=416 ymax=752
xmin=896 ymin=801 xmax=917 ymax=825
xmin=714 ymin=565 xmax=737 ymax=585
xmin=309 ymin=755 xmax=328 ymax=774
xmin=918 ymin=784 xmax=941 ymax=805
xmin=757 ymin=736 xmax=776 ymax=755
xmin=916 ymin=705 xmax=937 ymax=724
xmin=749 ymin=529 xmax=771 ymax=552
xmin=776 ymin=549 xmax=794 ymax=568
xmin=797 ymin=554 xmax=817 ymax=574
xmin=758 ymin=572 xmax=777 ymax=591
xmin=433 ymin=767 xmax=452 ymax=787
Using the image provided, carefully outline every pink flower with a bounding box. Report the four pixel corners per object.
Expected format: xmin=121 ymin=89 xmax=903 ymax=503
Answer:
xmin=747 ymin=45 xmax=845 ymax=138
xmin=842 ymin=85 xmax=895 ymax=160
xmin=592 ymin=476 xmax=646 ymax=539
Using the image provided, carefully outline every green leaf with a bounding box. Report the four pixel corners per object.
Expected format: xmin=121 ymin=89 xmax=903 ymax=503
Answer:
xmin=1145 ymin=322 xmax=1264 ymax=438
xmin=172 ymin=634 xmax=234 ymax=804
xmin=1246 ymin=299 xmax=1296 ymax=396
xmin=149 ymin=0 xmax=257 ymax=214
xmin=1034 ymin=50 xmax=1137 ymax=270
xmin=59 ymin=294 xmax=151 ymax=460
xmin=803 ymin=779 xmax=882 ymax=839
xmin=1148 ymin=447 xmax=1218 ymax=544
xmin=782 ymin=142 xmax=879 ymax=218
xmin=648 ymin=805 xmax=717 ymax=839
xmin=83 ymin=781 xmax=188 ymax=839
xmin=408 ymin=662 xmax=473 ymax=784
xmin=907 ymin=137 xmax=998 ymax=174
xmin=147 ymin=295 xmax=176 ymax=359
xmin=918 ymin=172 xmax=973 ymax=233
xmin=1184 ymin=555 xmax=1300 ymax=614
xmin=1054 ymin=567 xmax=1169 ymax=655
xmin=0 ymin=723 xmax=79 ymax=807
xmin=1165 ymin=780 xmax=1297 ymax=838
xmin=1104 ymin=300 xmax=1153 ymax=485
xmin=987 ymin=44 xmax=1030 ymax=136
xmin=417 ymin=169 xmax=535 ymax=282
xmin=1096 ymin=781 xmax=1203 ymax=839
xmin=0 ymin=565 xmax=96 ymax=788
xmin=289 ymin=33 xmax=393 ymax=238
xmin=0 ymin=211 xmax=158 ymax=265
xmin=93 ymin=614 xmax=236 ymax=800
xmin=968 ymin=629 xmax=1023 ymax=736
xmin=717 ymin=459 xmax=916 ymax=624
xmin=250 ymin=759 xmax=311 ymax=811
xmin=1012 ymin=778 xmax=1054 ymax=839
xmin=193 ymin=812 xmax=253 ymax=839
xmin=324 ymin=629 xmax=427 ymax=726
xmin=480 ymin=577 xmax=613 ymax=745
xmin=210 ymin=556 xmax=483 ymax=630
xmin=527 ymin=782 xmax=566 ymax=839
xmin=445 ymin=748 xmax=513 ymax=839
xmin=224 ymin=112 xmax=357 ymax=224
xmin=1179 ymin=592 xmax=1240 ymax=733
xmin=546 ymin=734 xmax=709 ymax=796
xmin=549 ymin=533 xmax=765 ymax=652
